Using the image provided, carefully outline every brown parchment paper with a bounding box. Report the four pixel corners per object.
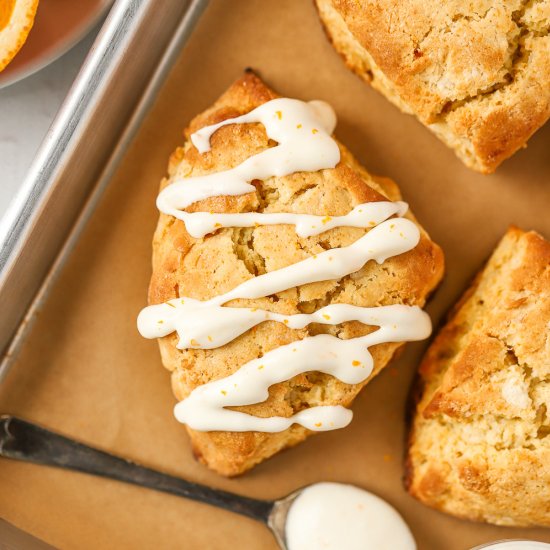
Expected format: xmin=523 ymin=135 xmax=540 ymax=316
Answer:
xmin=1 ymin=1 xmax=549 ymax=549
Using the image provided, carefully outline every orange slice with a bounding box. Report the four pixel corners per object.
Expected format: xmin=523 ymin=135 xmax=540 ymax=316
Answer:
xmin=0 ymin=0 xmax=40 ymax=72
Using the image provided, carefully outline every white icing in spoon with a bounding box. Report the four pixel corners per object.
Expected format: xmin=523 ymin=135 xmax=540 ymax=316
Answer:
xmin=138 ymin=97 xmax=433 ymax=433
xmin=285 ymin=483 xmax=416 ymax=550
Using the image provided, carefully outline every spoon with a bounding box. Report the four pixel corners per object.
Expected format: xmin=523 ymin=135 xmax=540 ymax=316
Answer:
xmin=0 ymin=415 xmax=308 ymax=549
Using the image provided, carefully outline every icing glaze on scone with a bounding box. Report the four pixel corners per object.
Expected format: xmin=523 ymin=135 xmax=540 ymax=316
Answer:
xmin=139 ymin=98 xmax=431 ymax=433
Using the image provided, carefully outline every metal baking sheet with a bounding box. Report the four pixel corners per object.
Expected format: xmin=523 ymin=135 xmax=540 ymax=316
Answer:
xmin=1 ymin=1 xmax=549 ymax=548
xmin=0 ymin=0 xmax=207 ymax=543
xmin=0 ymin=0 xmax=207 ymax=381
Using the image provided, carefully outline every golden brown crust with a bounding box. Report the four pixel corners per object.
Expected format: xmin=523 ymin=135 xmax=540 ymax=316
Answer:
xmin=149 ymin=71 xmax=444 ymax=476
xmin=407 ymin=227 xmax=550 ymax=526
xmin=315 ymin=0 xmax=550 ymax=173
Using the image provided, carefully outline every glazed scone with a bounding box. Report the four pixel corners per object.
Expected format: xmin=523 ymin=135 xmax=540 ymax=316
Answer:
xmin=407 ymin=227 xmax=550 ymax=526
xmin=315 ymin=0 xmax=550 ymax=173
xmin=145 ymin=72 xmax=444 ymax=476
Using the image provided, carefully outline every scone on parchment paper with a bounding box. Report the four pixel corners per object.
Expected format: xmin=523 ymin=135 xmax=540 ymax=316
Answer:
xmin=407 ymin=227 xmax=550 ymax=526
xmin=315 ymin=0 xmax=550 ymax=173
xmin=147 ymin=71 xmax=444 ymax=476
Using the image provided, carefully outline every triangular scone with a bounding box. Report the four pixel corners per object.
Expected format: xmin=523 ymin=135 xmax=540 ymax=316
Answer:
xmin=315 ymin=0 xmax=550 ymax=173
xmin=147 ymin=72 xmax=444 ymax=476
xmin=407 ymin=227 xmax=550 ymax=526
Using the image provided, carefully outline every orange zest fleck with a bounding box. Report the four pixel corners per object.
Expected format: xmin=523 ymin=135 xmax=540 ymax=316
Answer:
xmin=352 ymin=360 xmax=361 ymax=367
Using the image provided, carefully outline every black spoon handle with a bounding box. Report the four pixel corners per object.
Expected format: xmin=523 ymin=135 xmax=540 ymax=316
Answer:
xmin=0 ymin=415 xmax=273 ymax=523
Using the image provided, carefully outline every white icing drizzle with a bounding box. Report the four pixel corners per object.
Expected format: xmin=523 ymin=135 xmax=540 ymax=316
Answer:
xmin=160 ymin=200 xmax=407 ymax=239
xmin=156 ymin=98 xmax=340 ymax=234
xmin=139 ymin=301 xmax=429 ymax=352
xmin=165 ymin=304 xmax=429 ymax=432
xmin=138 ymin=97 xmax=432 ymax=433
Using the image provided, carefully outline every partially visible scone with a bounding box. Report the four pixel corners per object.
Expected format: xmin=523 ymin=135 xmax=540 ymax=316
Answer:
xmin=315 ymin=0 xmax=550 ymax=173
xmin=407 ymin=227 xmax=550 ymax=526
xmin=147 ymin=72 xmax=444 ymax=476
